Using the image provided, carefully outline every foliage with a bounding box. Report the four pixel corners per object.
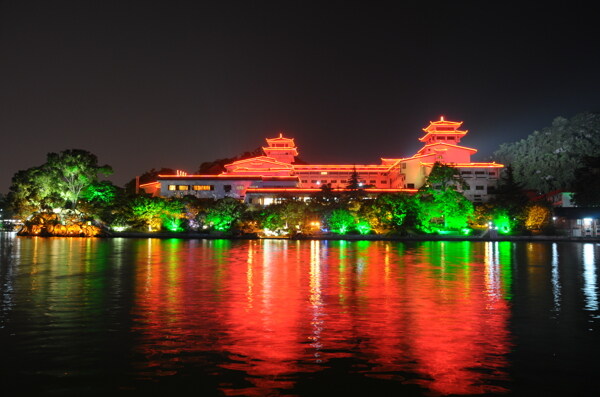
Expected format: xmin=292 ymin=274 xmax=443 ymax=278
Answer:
xmin=45 ymin=149 xmax=113 ymax=209
xmin=355 ymin=219 xmax=371 ymax=234
xmin=125 ymin=167 xmax=175 ymax=194
xmin=372 ymin=193 xmax=416 ymax=233
xmin=128 ymin=195 xmax=167 ymax=231
xmin=493 ymin=112 xmax=600 ymax=192
xmin=8 ymin=149 xmax=112 ymax=220
xmin=524 ymin=203 xmax=551 ymax=232
xmin=423 ymin=162 xmax=469 ymax=191
xmin=572 ymin=156 xmax=600 ymax=207
xmin=196 ymin=148 xmax=263 ymax=174
xmin=345 ymin=166 xmax=361 ymax=190
xmin=205 ymin=198 xmax=245 ymax=232
xmin=258 ymin=200 xmax=308 ymax=234
xmin=415 ymin=164 xmax=473 ymax=233
xmin=8 ymin=166 xmax=62 ymax=219
xmin=327 ymin=208 xmax=356 ymax=234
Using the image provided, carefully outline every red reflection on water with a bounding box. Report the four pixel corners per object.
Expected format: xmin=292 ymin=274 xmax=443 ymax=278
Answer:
xmin=132 ymin=240 xmax=511 ymax=395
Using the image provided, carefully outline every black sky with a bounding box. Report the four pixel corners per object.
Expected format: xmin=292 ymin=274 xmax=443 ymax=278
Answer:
xmin=1 ymin=1 xmax=599 ymax=192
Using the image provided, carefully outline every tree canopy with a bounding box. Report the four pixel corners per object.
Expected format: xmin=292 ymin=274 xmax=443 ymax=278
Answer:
xmin=492 ymin=112 xmax=600 ymax=193
xmin=8 ymin=149 xmax=112 ymax=219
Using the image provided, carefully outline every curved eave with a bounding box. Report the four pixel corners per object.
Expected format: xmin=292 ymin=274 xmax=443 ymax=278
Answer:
xmin=417 ymin=142 xmax=478 ymax=154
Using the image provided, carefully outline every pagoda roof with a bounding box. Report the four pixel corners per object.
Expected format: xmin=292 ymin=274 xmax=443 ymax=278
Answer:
xmin=417 ymin=142 xmax=478 ymax=155
xmin=420 ymin=117 xmax=468 ymax=141
xmin=225 ymin=156 xmax=295 ymax=170
xmin=265 ymin=133 xmax=296 ymax=145
xmin=421 ymin=162 xmax=503 ymax=168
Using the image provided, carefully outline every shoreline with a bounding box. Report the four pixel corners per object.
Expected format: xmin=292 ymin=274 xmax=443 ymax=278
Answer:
xmin=5 ymin=230 xmax=599 ymax=242
xmin=104 ymin=231 xmax=600 ymax=243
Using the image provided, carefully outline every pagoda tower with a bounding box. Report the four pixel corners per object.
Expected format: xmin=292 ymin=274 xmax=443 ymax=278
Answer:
xmin=262 ymin=133 xmax=299 ymax=164
xmin=419 ymin=116 xmax=469 ymax=145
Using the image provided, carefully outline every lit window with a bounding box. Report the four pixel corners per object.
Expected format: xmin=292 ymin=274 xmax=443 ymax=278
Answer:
xmin=192 ymin=185 xmax=213 ymax=191
xmin=320 ymin=171 xmax=328 ymax=175
xmin=178 ymin=185 xmax=189 ymax=190
xmin=236 ymin=185 xmax=245 ymax=190
xmin=168 ymin=185 xmax=176 ymax=191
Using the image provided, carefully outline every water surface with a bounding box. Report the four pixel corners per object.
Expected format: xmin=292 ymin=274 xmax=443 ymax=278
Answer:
xmin=1 ymin=234 xmax=599 ymax=396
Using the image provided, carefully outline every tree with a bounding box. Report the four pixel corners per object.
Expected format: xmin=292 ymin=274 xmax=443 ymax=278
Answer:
xmin=415 ymin=163 xmax=473 ymax=233
xmin=345 ymin=166 xmax=361 ymax=190
xmin=371 ymin=193 xmax=416 ymax=234
xmin=45 ymin=149 xmax=112 ymax=210
xmin=326 ymin=208 xmax=356 ymax=234
xmin=258 ymin=200 xmax=308 ymax=234
xmin=524 ymin=203 xmax=551 ymax=232
xmin=125 ymin=167 xmax=175 ymax=194
xmin=204 ymin=198 xmax=245 ymax=232
xmin=493 ymin=112 xmax=600 ymax=192
xmin=8 ymin=149 xmax=112 ymax=221
xmin=488 ymin=164 xmax=529 ymax=232
xmin=128 ymin=195 xmax=167 ymax=231
xmin=572 ymin=156 xmax=600 ymax=207
xmin=8 ymin=166 xmax=62 ymax=219
xmin=423 ymin=162 xmax=469 ymax=191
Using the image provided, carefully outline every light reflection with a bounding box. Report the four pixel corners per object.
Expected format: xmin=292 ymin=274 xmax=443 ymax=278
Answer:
xmin=309 ymin=240 xmax=324 ymax=362
xmin=127 ymin=240 xmax=512 ymax=396
xmin=551 ymin=243 xmax=561 ymax=313
xmin=583 ymin=243 xmax=598 ymax=311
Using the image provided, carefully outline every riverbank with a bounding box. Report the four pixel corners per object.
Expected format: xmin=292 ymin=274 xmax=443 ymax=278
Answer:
xmin=104 ymin=231 xmax=600 ymax=242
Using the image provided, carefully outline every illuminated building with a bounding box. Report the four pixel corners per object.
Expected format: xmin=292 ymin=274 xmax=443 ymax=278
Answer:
xmin=140 ymin=117 xmax=503 ymax=203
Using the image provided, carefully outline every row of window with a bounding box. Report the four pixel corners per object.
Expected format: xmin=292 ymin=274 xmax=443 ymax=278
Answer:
xmin=168 ymin=184 xmax=246 ymax=192
xmin=301 ymin=179 xmax=385 ymax=185
xmin=461 ymin=170 xmax=497 ymax=177
xmin=168 ymin=185 xmax=214 ymax=191
xmin=297 ymin=171 xmax=385 ymax=176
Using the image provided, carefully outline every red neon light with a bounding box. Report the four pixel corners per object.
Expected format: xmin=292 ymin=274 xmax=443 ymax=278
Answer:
xmin=421 ymin=162 xmax=504 ymax=168
xmin=417 ymin=142 xmax=478 ymax=153
xmin=138 ymin=181 xmax=160 ymax=188
xmin=245 ymin=188 xmax=418 ymax=194
xmin=226 ymin=156 xmax=295 ymax=168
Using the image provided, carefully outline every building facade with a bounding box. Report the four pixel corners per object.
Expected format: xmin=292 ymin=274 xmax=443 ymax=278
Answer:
xmin=140 ymin=117 xmax=503 ymax=203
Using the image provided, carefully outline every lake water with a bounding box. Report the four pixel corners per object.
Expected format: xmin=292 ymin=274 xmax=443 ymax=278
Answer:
xmin=1 ymin=233 xmax=599 ymax=396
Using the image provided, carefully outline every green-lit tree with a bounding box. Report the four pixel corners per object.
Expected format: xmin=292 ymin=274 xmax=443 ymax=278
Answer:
xmin=204 ymin=197 xmax=245 ymax=232
xmin=370 ymin=193 xmax=416 ymax=234
xmin=415 ymin=163 xmax=473 ymax=233
xmin=487 ymin=164 xmax=529 ymax=232
xmin=326 ymin=208 xmax=356 ymax=234
xmin=258 ymin=200 xmax=308 ymax=235
xmin=127 ymin=195 xmax=167 ymax=231
xmin=45 ymin=149 xmax=112 ymax=210
xmin=8 ymin=149 xmax=112 ymax=220
xmin=8 ymin=166 xmax=63 ymax=219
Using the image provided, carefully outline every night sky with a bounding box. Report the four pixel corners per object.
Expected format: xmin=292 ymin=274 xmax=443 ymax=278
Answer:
xmin=1 ymin=1 xmax=599 ymax=192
